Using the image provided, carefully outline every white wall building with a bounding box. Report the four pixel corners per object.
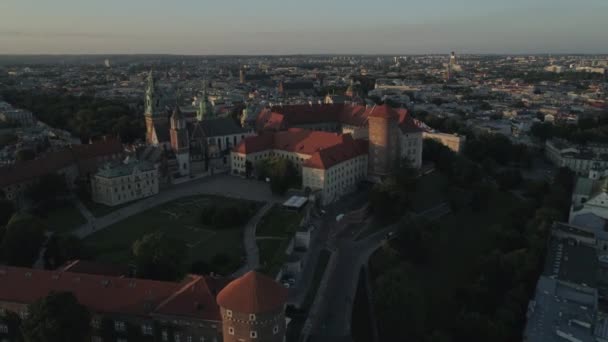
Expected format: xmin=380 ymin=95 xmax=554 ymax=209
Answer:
xmin=91 ymin=159 xmax=158 ymax=207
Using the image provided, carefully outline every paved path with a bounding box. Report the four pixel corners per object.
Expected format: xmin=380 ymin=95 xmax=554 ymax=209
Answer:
xmin=73 ymin=175 xmax=283 ymax=239
xmin=233 ymin=202 xmax=274 ymax=277
xmin=307 ymin=201 xmax=451 ymax=341
xmin=73 ymin=197 xmax=95 ymax=223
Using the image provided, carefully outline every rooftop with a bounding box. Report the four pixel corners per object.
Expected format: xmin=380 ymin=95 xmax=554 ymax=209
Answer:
xmin=216 ymin=271 xmax=287 ymax=314
xmin=95 ymin=158 xmax=156 ymax=179
xmin=0 ymin=265 xmax=222 ymax=321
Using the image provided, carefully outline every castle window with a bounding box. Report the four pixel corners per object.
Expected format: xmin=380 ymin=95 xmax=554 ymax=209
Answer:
xmin=273 ymin=325 xmax=279 ymax=334
xmin=249 ymin=314 xmax=256 ymax=321
xmin=91 ymin=317 xmax=101 ymax=329
xmin=226 ymin=310 xmax=232 ymax=318
xmin=228 ymin=327 xmax=235 ymax=335
xmin=250 ymin=331 xmax=258 ymax=339
xmin=114 ymin=321 xmax=126 ymax=332
xmin=142 ymin=323 xmax=153 ymax=335
xmin=0 ymin=324 xmax=8 ymax=333
xmin=174 ymin=333 xmax=181 ymax=342
xmin=162 ymin=331 xmax=168 ymax=341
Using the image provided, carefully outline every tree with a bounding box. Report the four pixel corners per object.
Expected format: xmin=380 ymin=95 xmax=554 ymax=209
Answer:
xmin=132 ymin=231 xmax=187 ymax=281
xmin=26 ymin=174 xmax=69 ymax=211
xmin=0 ymin=199 xmax=15 ymax=226
xmin=256 ymin=157 xmax=299 ymax=195
xmin=1 ymin=214 xmax=46 ymax=267
xmin=0 ymin=311 xmax=23 ymax=342
xmin=15 ymin=149 xmax=36 ymax=162
xmin=374 ymin=267 xmax=427 ymax=341
xmin=21 ymin=292 xmax=91 ymax=342
xmin=43 ymin=234 xmax=88 ymax=270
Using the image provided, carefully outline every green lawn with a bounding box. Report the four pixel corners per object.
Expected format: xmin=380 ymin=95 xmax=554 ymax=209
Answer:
xmin=255 ymin=206 xmax=303 ymax=276
xmin=42 ymin=204 xmax=87 ymax=234
xmin=84 ymin=195 xmax=260 ymax=274
xmin=302 ymin=249 xmax=331 ymax=310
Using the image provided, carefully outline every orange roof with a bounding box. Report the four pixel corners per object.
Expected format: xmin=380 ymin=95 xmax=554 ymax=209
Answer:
xmin=304 ymin=138 xmax=368 ymax=170
xmin=256 ymin=104 xmax=370 ymax=132
xmin=255 ymin=103 xmax=419 ymax=134
xmin=0 ymin=265 xmax=222 ymax=320
xmin=0 ymin=140 xmax=123 ymax=188
xmin=216 ymin=271 xmax=287 ymax=314
xmin=234 ymin=129 xmax=346 ymax=156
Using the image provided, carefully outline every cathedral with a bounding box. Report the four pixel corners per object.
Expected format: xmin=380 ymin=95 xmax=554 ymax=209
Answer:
xmin=143 ymin=71 xmax=253 ymax=180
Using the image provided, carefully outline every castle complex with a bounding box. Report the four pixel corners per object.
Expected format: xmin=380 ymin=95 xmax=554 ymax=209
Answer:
xmin=143 ymin=71 xmax=253 ymax=179
xmin=232 ymin=103 xmax=423 ymax=204
xmin=0 ymin=266 xmax=287 ymax=342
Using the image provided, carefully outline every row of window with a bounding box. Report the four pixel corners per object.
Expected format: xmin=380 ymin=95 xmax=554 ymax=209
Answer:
xmin=226 ymin=325 xmax=280 ymax=337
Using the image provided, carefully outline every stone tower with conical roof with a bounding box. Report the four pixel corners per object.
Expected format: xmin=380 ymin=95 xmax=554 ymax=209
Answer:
xmin=217 ymin=271 xmax=288 ymax=342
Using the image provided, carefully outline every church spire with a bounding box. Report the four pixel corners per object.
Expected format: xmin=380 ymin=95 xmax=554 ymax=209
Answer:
xmin=197 ymin=80 xmax=209 ymax=122
xmin=145 ymin=70 xmax=155 ymax=116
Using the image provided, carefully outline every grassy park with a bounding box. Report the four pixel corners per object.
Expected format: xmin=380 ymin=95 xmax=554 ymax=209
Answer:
xmin=84 ymin=195 xmax=260 ymax=275
xmin=255 ymin=205 xmax=303 ymax=276
xmin=40 ymin=203 xmax=87 ymax=234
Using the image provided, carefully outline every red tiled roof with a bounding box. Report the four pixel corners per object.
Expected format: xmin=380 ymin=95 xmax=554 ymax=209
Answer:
xmin=255 ymin=104 xmax=418 ymax=134
xmin=60 ymin=260 xmax=129 ymax=277
xmin=234 ymin=129 xmax=347 ymax=157
xmin=216 ymin=271 xmax=287 ymax=314
xmin=256 ymin=104 xmax=371 ymax=132
xmin=304 ymin=138 xmax=368 ymax=170
xmin=0 ymin=150 xmax=74 ymax=188
xmin=71 ymin=139 xmax=122 ymax=160
xmin=0 ymin=140 xmax=123 ymax=188
xmin=0 ymin=266 xmax=221 ymax=320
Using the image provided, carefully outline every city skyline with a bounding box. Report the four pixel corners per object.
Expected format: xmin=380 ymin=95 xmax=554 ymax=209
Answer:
xmin=1 ymin=0 xmax=607 ymax=55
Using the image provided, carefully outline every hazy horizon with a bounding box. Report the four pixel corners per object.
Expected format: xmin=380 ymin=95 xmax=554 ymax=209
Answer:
xmin=1 ymin=0 xmax=607 ymax=55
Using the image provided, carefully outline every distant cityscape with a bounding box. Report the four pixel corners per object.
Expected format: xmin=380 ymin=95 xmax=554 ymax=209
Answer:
xmin=0 ymin=52 xmax=606 ymax=342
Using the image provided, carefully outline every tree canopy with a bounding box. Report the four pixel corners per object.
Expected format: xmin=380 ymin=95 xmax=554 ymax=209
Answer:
xmin=1 ymin=214 xmax=46 ymax=267
xmin=21 ymin=292 xmax=91 ymax=342
xmin=132 ymin=231 xmax=188 ymax=281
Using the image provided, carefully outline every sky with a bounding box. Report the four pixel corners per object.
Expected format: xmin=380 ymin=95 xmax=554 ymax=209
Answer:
xmin=1 ymin=0 xmax=607 ymax=55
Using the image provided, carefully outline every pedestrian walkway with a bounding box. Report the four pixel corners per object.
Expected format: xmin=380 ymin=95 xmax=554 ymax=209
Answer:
xmin=71 ymin=175 xmax=284 ymax=239
xmin=233 ymin=202 xmax=274 ymax=277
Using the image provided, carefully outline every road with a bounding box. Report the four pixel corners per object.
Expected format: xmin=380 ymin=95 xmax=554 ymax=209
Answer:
xmin=73 ymin=174 xmax=284 ymax=239
xmin=307 ymin=201 xmax=451 ymax=341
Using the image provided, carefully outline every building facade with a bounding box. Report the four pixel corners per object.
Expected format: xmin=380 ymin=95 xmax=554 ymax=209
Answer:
xmin=0 ymin=140 xmax=123 ymax=203
xmin=545 ymin=139 xmax=608 ymax=176
xmin=0 ymin=267 xmax=287 ymax=342
xmin=91 ymin=159 xmax=159 ymax=207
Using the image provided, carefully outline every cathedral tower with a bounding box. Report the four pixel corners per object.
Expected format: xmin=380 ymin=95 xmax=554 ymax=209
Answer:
xmin=197 ymin=82 xmax=211 ymax=122
xmin=144 ymin=70 xmax=168 ymax=146
xmin=170 ymin=106 xmax=190 ymax=177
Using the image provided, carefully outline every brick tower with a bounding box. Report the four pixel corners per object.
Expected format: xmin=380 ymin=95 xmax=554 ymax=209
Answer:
xmin=217 ymin=271 xmax=288 ymax=342
xmin=170 ymin=106 xmax=190 ymax=177
xmin=368 ymin=104 xmax=399 ymax=177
